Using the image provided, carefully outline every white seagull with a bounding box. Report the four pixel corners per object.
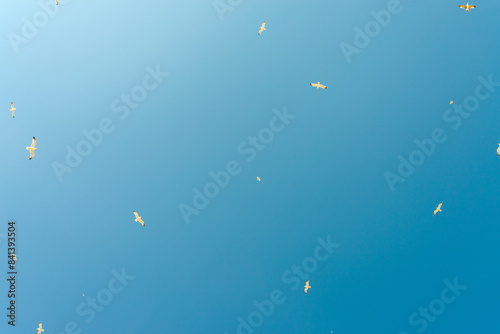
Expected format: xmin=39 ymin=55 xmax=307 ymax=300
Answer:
xmin=10 ymin=102 xmax=16 ymax=118
xmin=310 ymin=82 xmax=327 ymax=89
xmin=37 ymin=322 xmax=44 ymax=334
xmin=304 ymin=280 xmax=311 ymax=294
xmin=258 ymin=21 xmax=266 ymax=35
xmin=133 ymin=211 xmax=145 ymax=226
xmin=433 ymin=202 xmax=443 ymax=216
xmin=26 ymin=137 xmax=37 ymax=160
xmin=458 ymin=3 xmax=476 ymax=11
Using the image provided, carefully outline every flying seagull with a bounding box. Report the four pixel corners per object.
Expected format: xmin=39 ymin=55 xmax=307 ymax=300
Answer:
xmin=133 ymin=211 xmax=145 ymax=226
xmin=450 ymin=101 xmax=454 ymax=105
xmin=10 ymin=102 xmax=16 ymax=118
xmin=37 ymin=322 xmax=44 ymax=334
xmin=310 ymin=82 xmax=327 ymax=89
xmin=433 ymin=202 xmax=443 ymax=216
xmin=258 ymin=21 xmax=266 ymax=35
xmin=459 ymin=3 xmax=476 ymax=11
xmin=497 ymin=144 xmax=500 ymax=157
xmin=256 ymin=176 xmax=261 ymax=182
xmin=10 ymin=251 xmax=17 ymax=262
xmin=26 ymin=137 xmax=37 ymax=160
xmin=304 ymin=280 xmax=311 ymax=294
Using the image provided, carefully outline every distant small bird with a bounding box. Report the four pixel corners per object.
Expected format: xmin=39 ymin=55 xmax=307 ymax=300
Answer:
xmin=497 ymin=144 xmax=500 ymax=157
xmin=450 ymin=101 xmax=453 ymax=105
xmin=433 ymin=202 xmax=443 ymax=216
xmin=26 ymin=137 xmax=37 ymax=160
xmin=256 ymin=176 xmax=261 ymax=182
xmin=10 ymin=102 xmax=16 ymax=118
xmin=258 ymin=21 xmax=266 ymax=35
xmin=304 ymin=280 xmax=311 ymax=294
xmin=310 ymin=82 xmax=327 ymax=89
xmin=82 ymin=293 xmax=85 ymax=297
xmin=133 ymin=211 xmax=145 ymax=226
xmin=37 ymin=322 xmax=44 ymax=334
xmin=459 ymin=3 xmax=476 ymax=11
xmin=10 ymin=251 xmax=17 ymax=262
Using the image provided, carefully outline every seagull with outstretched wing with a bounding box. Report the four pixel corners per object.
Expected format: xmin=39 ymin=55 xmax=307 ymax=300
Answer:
xmin=133 ymin=211 xmax=145 ymax=226
xmin=304 ymin=280 xmax=311 ymax=294
xmin=433 ymin=202 xmax=443 ymax=216
xmin=10 ymin=102 xmax=16 ymax=118
xmin=37 ymin=322 xmax=44 ymax=334
xmin=459 ymin=3 xmax=476 ymax=11
xmin=26 ymin=137 xmax=37 ymax=160
xmin=310 ymin=82 xmax=327 ymax=89
xmin=258 ymin=21 xmax=266 ymax=35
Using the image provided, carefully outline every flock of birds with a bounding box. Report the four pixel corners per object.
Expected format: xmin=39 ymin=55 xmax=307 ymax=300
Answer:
xmin=5 ymin=2 xmax=492 ymax=332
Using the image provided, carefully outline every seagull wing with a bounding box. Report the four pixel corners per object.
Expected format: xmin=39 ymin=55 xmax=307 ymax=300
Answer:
xmin=310 ymin=83 xmax=318 ymax=88
xmin=11 ymin=102 xmax=14 ymax=108
xmin=459 ymin=5 xmax=467 ymax=9
xmin=133 ymin=211 xmax=139 ymax=219
xmin=497 ymin=145 xmax=500 ymax=156
xmin=31 ymin=137 xmax=37 ymax=148
xmin=470 ymin=5 xmax=476 ymax=8
xmin=138 ymin=218 xmax=145 ymax=226
xmin=319 ymin=84 xmax=327 ymax=89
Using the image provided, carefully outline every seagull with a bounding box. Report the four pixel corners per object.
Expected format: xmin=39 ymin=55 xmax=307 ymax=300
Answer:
xmin=26 ymin=137 xmax=37 ymax=160
xmin=37 ymin=322 xmax=44 ymax=334
xmin=258 ymin=21 xmax=266 ymax=35
xmin=133 ymin=211 xmax=145 ymax=226
xmin=310 ymin=82 xmax=327 ymax=89
xmin=433 ymin=202 xmax=443 ymax=216
xmin=449 ymin=101 xmax=454 ymax=105
xmin=10 ymin=102 xmax=16 ymax=118
xmin=459 ymin=3 xmax=476 ymax=11
xmin=497 ymin=144 xmax=500 ymax=156
xmin=82 ymin=293 xmax=85 ymax=297
xmin=304 ymin=280 xmax=311 ymax=294
xmin=256 ymin=176 xmax=261 ymax=182
xmin=10 ymin=251 xmax=17 ymax=262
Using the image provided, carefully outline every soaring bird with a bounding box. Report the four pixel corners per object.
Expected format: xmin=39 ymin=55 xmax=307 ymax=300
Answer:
xmin=304 ymin=280 xmax=311 ymax=294
xmin=256 ymin=176 xmax=261 ymax=182
xmin=459 ymin=3 xmax=476 ymax=11
xmin=26 ymin=137 xmax=37 ymax=160
xmin=10 ymin=251 xmax=17 ymax=262
xmin=37 ymin=322 xmax=44 ymax=334
xmin=450 ymin=101 xmax=454 ymax=105
xmin=10 ymin=102 xmax=16 ymax=118
xmin=433 ymin=202 xmax=443 ymax=216
xmin=258 ymin=21 xmax=266 ymax=35
xmin=497 ymin=144 xmax=500 ymax=157
xmin=133 ymin=211 xmax=145 ymax=226
xmin=310 ymin=82 xmax=327 ymax=89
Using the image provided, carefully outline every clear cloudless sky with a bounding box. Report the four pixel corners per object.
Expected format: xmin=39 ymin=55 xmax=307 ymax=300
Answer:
xmin=1 ymin=0 xmax=500 ymax=333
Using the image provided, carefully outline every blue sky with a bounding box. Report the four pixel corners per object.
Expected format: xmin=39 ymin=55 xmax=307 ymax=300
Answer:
xmin=1 ymin=0 xmax=500 ymax=333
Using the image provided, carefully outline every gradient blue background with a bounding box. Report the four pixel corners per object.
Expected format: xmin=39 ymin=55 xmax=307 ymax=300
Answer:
xmin=1 ymin=0 xmax=500 ymax=333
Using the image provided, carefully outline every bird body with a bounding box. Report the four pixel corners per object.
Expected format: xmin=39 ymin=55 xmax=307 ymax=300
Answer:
xmin=133 ymin=211 xmax=145 ymax=226
xmin=433 ymin=202 xmax=443 ymax=216
xmin=258 ymin=21 xmax=266 ymax=35
xmin=310 ymin=82 xmax=327 ymax=89
xmin=10 ymin=102 xmax=16 ymax=118
xmin=459 ymin=3 xmax=476 ymax=11
xmin=26 ymin=137 xmax=37 ymax=160
xmin=304 ymin=280 xmax=311 ymax=294
xmin=257 ymin=176 xmax=261 ymax=182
